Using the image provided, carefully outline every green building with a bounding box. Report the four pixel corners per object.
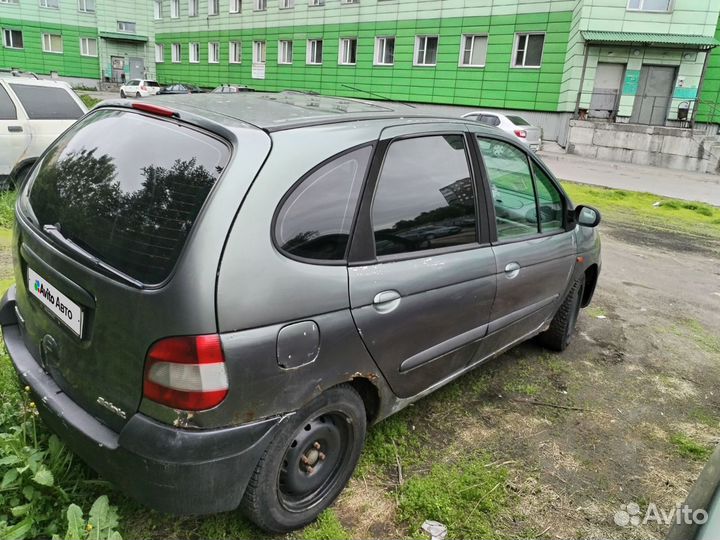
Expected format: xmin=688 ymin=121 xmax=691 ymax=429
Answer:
xmin=3 ymin=0 xmax=720 ymax=133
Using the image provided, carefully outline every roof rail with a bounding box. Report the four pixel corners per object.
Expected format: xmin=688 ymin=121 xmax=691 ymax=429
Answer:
xmin=0 ymin=68 xmax=40 ymax=79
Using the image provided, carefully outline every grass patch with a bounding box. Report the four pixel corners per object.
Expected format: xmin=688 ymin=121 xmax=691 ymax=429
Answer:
xmin=398 ymin=456 xmax=508 ymax=539
xmin=0 ymin=191 xmax=16 ymax=230
xmin=586 ymin=306 xmax=606 ymax=318
xmin=672 ymin=319 xmax=720 ymax=355
xmin=357 ymin=411 xmax=422 ymax=476
xmin=297 ymin=509 xmax=350 ymax=540
xmin=504 ymin=382 xmax=540 ymax=396
xmin=561 ymin=182 xmax=720 ymax=240
xmin=78 ymin=94 xmax=102 ymax=109
xmin=670 ymin=434 xmax=712 ymax=461
xmin=689 ymin=408 xmax=718 ymax=427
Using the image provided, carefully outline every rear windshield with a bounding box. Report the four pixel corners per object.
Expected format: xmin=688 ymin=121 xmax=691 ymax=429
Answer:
xmin=506 ymin=115 xmax=530 ymax=126
xmin=25 ymin=109 xmax=230 ymax=284
xmin=146 ymin=81 xmax=160 ymax=87
xmin=9 ymin=83 xmax=84 ymax=120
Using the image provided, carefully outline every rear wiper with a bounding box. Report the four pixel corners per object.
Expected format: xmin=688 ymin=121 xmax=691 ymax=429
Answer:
xmin=42 ymin=224 xmax=144 ymax=289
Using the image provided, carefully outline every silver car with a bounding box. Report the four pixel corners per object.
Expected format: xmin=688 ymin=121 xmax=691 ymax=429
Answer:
xmin=1 ymin=92 xmax=601 ymax=533
xmin=462 ymin=110 xmax=543 ymax=151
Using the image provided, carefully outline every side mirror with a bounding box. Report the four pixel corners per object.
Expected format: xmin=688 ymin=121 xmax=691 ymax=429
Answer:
xmin=575 ymin=205 xmax=601 ymax=228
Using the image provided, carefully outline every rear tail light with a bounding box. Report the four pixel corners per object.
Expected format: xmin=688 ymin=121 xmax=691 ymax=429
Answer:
xmin=143 ymin=334 xmax=228 ymax=411
xmin=141 ymin=85 xmax=147 ymax=91
xmin=514 ymin=129 xmax=528 ymax=139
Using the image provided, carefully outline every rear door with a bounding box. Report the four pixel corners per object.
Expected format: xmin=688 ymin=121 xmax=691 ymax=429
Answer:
xmin=506 ymin=115 xmax=541 ymax=148
xmin=472 ymin=135 xmax=575 ymax=352
xmin=7 ymin=82 xmax=85 ymax=161
xmin=0 ymin=82 xmax=30 ymax=176
xmin=348 ymin=125 xmax=496 ymax=398
xmin=14 ymin=108 xmax=232 ymax=430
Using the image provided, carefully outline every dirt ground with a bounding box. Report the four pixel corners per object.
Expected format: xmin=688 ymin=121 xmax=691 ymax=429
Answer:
xmin=328 ymin=218 xmax=720 ymax=540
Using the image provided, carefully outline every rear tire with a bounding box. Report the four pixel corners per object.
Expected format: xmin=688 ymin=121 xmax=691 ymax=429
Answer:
xmin=539 ymin=275 xmax=586 ymax=352
xmin=241 ymin=385 xmax=367 ymax=533
xmin=120 ymin=90 xmax=126 ymax=98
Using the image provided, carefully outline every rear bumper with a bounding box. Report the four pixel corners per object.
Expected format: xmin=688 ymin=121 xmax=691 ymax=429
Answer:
xmin=1 ymin=285 xmax=284 ymax=515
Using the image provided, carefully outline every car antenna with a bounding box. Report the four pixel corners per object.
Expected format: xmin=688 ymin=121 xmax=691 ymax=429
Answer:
xmin=340 ymin=84 xmax=416 ymax=108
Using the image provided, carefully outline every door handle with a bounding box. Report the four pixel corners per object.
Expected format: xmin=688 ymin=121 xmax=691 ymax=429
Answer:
xmin=372 ymin=290 xmax=401 ymax=314
xmin=504 ymin=262 xmax=521 ymax=279
xmin=7 ymin=126 xmax=23 ymax=133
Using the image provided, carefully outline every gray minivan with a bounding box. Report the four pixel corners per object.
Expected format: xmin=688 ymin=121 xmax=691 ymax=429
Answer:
xmin=0 ymin=92 xmax=601 ymax=533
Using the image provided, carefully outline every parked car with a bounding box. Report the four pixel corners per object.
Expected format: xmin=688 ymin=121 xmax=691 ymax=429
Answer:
xmin=0 ymin=72 xmax=87 ymax=189
xmin=158 ymin=83 xmax=205 ymax=95
xmin=0 ymin=92 xmax=601 ymax=534
xmin=119 ymin=79 xmax=161 ymax=98
xmin=462 ymin=111 xmax=542 ymax=151
xmin=212 ymin=84 xmax=254 ymax=93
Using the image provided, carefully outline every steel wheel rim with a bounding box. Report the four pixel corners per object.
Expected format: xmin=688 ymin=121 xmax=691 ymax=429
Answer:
xmin=277 ymin=412 xmax=353 ymax=512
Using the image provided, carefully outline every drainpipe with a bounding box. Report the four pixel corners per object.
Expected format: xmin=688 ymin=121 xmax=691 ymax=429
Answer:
xmin=574 ymin=43 xmax=590 ymax=119
xmin=690 ymin=47 xmax=713 ymax=129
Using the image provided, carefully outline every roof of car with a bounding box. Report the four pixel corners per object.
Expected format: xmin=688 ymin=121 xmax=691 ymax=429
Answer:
xmin=101 ymin=91 xmax=477 ymax=132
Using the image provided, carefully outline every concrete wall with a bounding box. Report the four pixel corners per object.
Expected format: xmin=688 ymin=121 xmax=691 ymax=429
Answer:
xmin=566 ymin=119 xmax=720 ymax=173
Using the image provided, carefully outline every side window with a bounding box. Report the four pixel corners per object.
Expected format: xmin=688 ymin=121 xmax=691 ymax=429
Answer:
xmin=372 ymin=134 xmax=477 ymax=257
xmin=477 ymin=137 xmax=538 ymax=239
xmin=532 ymin=162 xmax=564 ymax=233
xmin=8 ymin=84 xmax=84 ymax=120
xmin=0 ymin=85 xmax=17 ymax=120
xmin=275 ymin=146 xmax=372 ymax=261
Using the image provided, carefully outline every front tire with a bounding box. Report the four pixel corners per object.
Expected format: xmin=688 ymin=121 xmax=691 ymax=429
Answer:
xmin=135 ymin=92 xmax=141 ymax=98
xmin=539 ymin=274 xmax=586 ymax=351
xmin=241 ymin=385 xmax=366 ymax=533
xmin=120 ymin=90 xmax=126 ymax=98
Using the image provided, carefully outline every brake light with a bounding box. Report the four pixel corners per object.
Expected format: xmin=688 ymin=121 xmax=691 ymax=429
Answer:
xmin=143 ymin=334 xmax=228 ymax=411
xmin=141 ymin=84 xmax=147 ymax=91
xmin=131 ymin=102 xmax=178 ymax=118
xmin=514 ymin=129 xmax=527 ymax=138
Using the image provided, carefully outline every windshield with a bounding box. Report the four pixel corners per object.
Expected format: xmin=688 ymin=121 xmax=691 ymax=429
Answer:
xmin=25 ymin=109 xmax=230 ymax=284
xmin=506 ymin=115 xmax=530 ymax=126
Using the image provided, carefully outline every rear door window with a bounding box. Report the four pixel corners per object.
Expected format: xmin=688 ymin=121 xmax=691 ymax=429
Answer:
xmin=25 ymin=109 xmax=230 ymax=284
xmin=275 ymin=146 xmax=372 ymax=261
xmin=507 ymin=115 xmax=530 ymax=126
xmin=371 ymin=135 xmax=477 ymax=257
xmin=9 ymin=84 xmax=84 ymax=120
xmin=146 ymin=81 xmax=160 ymax=87
xmin=0 ymin=85 xmax=17 ymax=120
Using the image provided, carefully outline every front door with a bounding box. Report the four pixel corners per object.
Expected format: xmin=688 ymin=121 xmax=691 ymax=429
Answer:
xmin=111 ymin=56 xmax=125 ymax=82
xmin=0 ymin=84 xmax=30 ymax=176
xmin=474 ymin=136 xmax=576 ymax=354
xmin=630 ymin=65 xmax=676 ymax=125
xmin=129 ymin=57 xmax=145 ymax=80
xmin=590 ymin=63 xmax=625 ymax=119
xmin=348 ymin=127 xmax=496 ymax=398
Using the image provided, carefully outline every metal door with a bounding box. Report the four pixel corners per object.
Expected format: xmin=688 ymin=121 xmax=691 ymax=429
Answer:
xmin=590 ymin=63 xmax=625 ymax=118
xmin=129 ymin=57 xmax=145 ymax=80
xmin=0 ymin=84 xmax=30 ymax=176
xmin=348 ymin=125 xmax=497 ymax=399
xmin=630 ymin=65 xmax=676 ymax=125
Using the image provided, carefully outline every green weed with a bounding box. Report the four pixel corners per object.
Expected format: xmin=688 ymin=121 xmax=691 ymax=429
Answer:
xmin=670 ymin=434 xmax=712 ymax=461
xmin=357 ymin=412 xmax=421 ymax=475
xmin=298 ymin=509 xmax=350 ymax=540
xmin=0 ymin=191 xmax=17 ymax=229
xmin=78 ymin=94 xmax=102 ymax=109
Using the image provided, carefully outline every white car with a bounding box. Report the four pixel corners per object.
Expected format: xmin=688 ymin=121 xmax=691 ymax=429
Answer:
xmin=461 ymin=111 xmax=542 ymax=151
xmin=0 ymin=72 xmax=87 ymax=189
xmin=120 ymin=79 xmax=161 ymax=99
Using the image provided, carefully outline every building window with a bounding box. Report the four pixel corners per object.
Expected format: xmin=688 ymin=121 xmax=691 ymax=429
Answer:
xmin=117 ymin=21 xmax=136 ymax=33
xmin=41 ymin=33 xmax=63 ymax=53
xmin=172 ymin=42 xmax=181 ymax=62
xmin=414 ymin=35 xmax=438 ymax=66
xmin=153 ymin=0 xmax=162 ymax=19
xmin=254 ymin=0 xmax=266 ymax=10
xmin=2 ymin=29 xmax=23 ymax=49
xmin=278 ymin=40 xmax=293 ymax=64
xmin=0 ymin=0 xmax=20 ymax=4
xmin=513 ymin=33 xmax=544 ymax=68
xmin=80 ymin=37 xmax=97 ymax=56
xmin=208 ymin=0 xmax=218 ymax=15
xmin=309 ymin=0 xmax=324 ymax=5
xmin=155 ymin=43 xmax=164 ymax=63
xmin=627 ymin=0 xmax=672 ymax=11
xmin=189 ymin=42 xmax=199 ymax=62
xmin=253 ymin=40 xmax=265 ymax=63
xmin=229 ymin=0 xmax=240 ymax=12
xmin=188 ymin=0 xmax=198 ymax=16
xmin=78 ymin=0 xmax=95 ymax=12
xmin=374 ymin=36 xmax=394 ymax=66
xmin=279 ymin=0 xmax=293 ymax=8
xmin=229 ymin=41 xmax=241 ymax=63
xmin=39 ymin=0 xmax=59 ymax=8
xmin=339 ymin=37 xmax=357 ymax=65
xmin=307 ymin=39 xmax=322 ymax=65
xmin=170 ymin=0 xmax=179 ymax=17
xmin=341 ymin=0 xmax=358 ymax=4
xmin=460 ymin=34 xmax=487 ymax=67
xmin=208 ymin=41 xmax=219 ymax=63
